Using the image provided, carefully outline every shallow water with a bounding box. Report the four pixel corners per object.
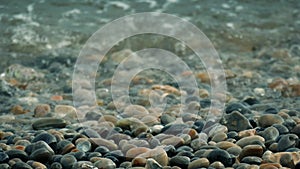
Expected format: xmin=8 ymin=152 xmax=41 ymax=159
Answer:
xmin=0 ymin=0 xmax=299 ymax=111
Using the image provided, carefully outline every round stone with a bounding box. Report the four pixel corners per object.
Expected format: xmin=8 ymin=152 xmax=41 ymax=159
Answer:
xmin=60 ymin=154 xmax=77 ymax=169
xmin=0 ymin=151 xmax=9 ymax=163
xmin=93 ymin=158 xmax=116 ymax=169
xmin=238 ymin=145 xmax=264 ymax=160
xmin=169 ymin=156 xmax=190 ymax=168
xmin=241 ymin=156 xmax=262 ymax=165
xmin=32 ymin=118 xmax=67 ymax=130
xmin=206 ymin=149 xmax=234 ymax=167
xmin=222 ymin=111 xmax=252 ymax=132
xmin=6 ymin=149 xmax=28 ymax=161
xmin=258 ymin=114 xmax=284 ymax=128
xmin=30 ymin=148 xmax=53 ymax=162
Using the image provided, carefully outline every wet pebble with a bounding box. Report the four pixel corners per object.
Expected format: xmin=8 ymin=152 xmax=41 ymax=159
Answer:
xmin=238 ymin=145 xmax=264 ymax=160
xmin=188 ymin=157 xmax=209 ymax=169
xmin=206 ymin=149 xmax=234 ymax=167
xmin=145 ymin=158 xmax=162 ymax=169
xmin=277 ymin=134 xmax=298 ymax=152
xmin=225 ymin=102 xmax=251 ymax=114
xmin=169 ymin=156 xmax=190 ymax=168
xmin=0 ymin=151 xmax=9 ymax=163
xmin=236 ymin=135 xmax=265 ymax=148
xmin=222 ymin=111 xmax=252 ymax=132
xmin=241 ymin=156 xmax=262 ymax=165
xmin=258 ymin=114 xmax=284 ymax=128
xmin=34 ymin=104 xmax=51 ymax=117
xmin=60 ymin=154 xmax=77 ymax=169
xmin=11 ymin=161 xmax=33 ymax=169
xmin=32 ymin=118 xmax=67 ymax=130
xmin=93 ymin=158 xmax=116 ymax=169
xmin=6 ymin=149 xmax=28 ymax=161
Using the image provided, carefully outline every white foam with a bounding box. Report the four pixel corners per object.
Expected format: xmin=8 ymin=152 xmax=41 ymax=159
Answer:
xmin=109 ymin=1 xmax=130 ymax=10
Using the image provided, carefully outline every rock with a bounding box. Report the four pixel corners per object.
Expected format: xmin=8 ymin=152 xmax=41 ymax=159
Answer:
xmin=126 ymin=147 xmax=150 ymax=159
xmin=116 ymin=118 xmax=149 ymax=136
xmin=225 ymin=102 xmax=251 ymax=114
xmin=30 ymin=148 xmax=54 ymax=162
xmin=215 ymin=141 xmax=238 ymax=150
xmin=272 ymin=124 xmax=289 ymax=135
xmin=260 ymin=163 xmax=282 ymax=169
xmin=161 ymin=136 xmax=184 ymax=147
xmin=6 ymin=149 xmax=28 ymax=161
xmin=277 ymin=134 xmax=298 ymax=152
xmin=89 ymin=138 xmax=118 ymax=151
xmin=12 ymin=161 xmax=33 ymax=169
xmin=188 ymin=158 xmax=210 ymax=169
xmin=138 ymin=147 xmax=169 ymax=166
xmin=169 ymin=156 xmax=190 ymax=168
xmin=238 ymin=145 xmax=264 ymax=161
xmin=206 ymin=149 xmax=234 ymax=167
xmin=227 ymin=146 xmax=242 ymax=156
xmin=32 ymin=118 xmax=67 ymax=130
xmin=0 ymin=152 xmax=9 ymax=163
xmin=161 ymin=124 xmax=189 ymax=135
xmin=258 ymin=114 xmax=284 ymax=128
xmin=122 ymin=105 xmax=149 ymax=119
xmin=236 ymin=135 xmax=265 ymax=148
xmin=160 ymin=114 xmax=176 ymax=125
xmin=258 ymin=126 xmax=279 ymax=144
xmin=279 ymin=153 xmax=295 ymax=168
xmin=241 ymin=156 xmax=262 ymax=165
xmin=209 ymin=161 xmax=225 ymax=169
xmin=11 ymin=105 xmax=28 ymax=115
xmin=34 ymin=104 xmax=51 ymax=117
xmin=93 ymin=158 xmax=116 ymax=169
xmin=211 ymin=133 xmax=227 ymax=142
xmin=54 ymin=105 xmax=77 ymax=119
xmin=222 ymin=111 xmax=252 ymax=132
xmin=27 ymin=160 xmax=47 ymax=169
xmin=132 ymin=157 xmax=147 ymax=167
xmin=145 ymin=158 xmax=163 ymax=169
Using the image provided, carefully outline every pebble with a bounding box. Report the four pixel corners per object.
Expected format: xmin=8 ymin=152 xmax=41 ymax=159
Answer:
xmin=54 ymin=105 xmax=77 ymax=119
xmin=225 ymin=102 xmax=252 ymax=114
xmin=160 ymin=114 xmax=176 ymax=125
xmin=11 ymin=161 xmax=33 ymax=169
xmin=122 ymin=104 xmax=149 ymax=119
xmin=258 ymin=114 xmax=284 ymax=128
xmin=211 ymin=133 xmax=227 ymax=142
xmin=132 ymin=157 xmax=146 ymax=167
xmin=222 ymin=111 xmax=252 ymax=132
xmin=258 ymin=126 xmax=279 ymax=144
xmin=93 ymin=158 xmax=116 ymax=169
xmin=169 ymin=156 xmax=190 ymax=168
xmin=238 ymin=145 xmax=264 ymax=160
xmin=34 ymin=104 xmax=51 ymax=117
xmin=161 ymin=136 xmax=184 ymax=147
xmin=188 ymin=158 xmax=210 ymax=169
xmin=206 ymin=149 xmax=234 ymax=167
xmin=32 ymin=118 xmax=67 ymax=130
xmin=138 ymin=147 xmax=169 ymax=166
xmin=240 ymin=156 xmax=262 ymax=165
xmin=236 ymin=135 xmax=265 ymax=148
xmin=6 ymin=149 xmax=29 ymax=161
xmin=145 ymin=158 xmax=163 ymax=169
xmin=0 ymin=152 xmax=9 ymax=163
xmin=209 ymin=161 xmax=225 ymax=169
xmin=89 ymin=138 xmax=118 ymax=151
xmin=126 ymin=147 xmax=150 ymax=159
xmin=277 ymin=134 xmax=298 ymax=152
xmin=29 ymin=147 xmax=54 ymax=162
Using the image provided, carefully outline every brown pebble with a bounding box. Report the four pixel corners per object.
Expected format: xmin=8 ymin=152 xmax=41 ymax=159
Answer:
xmin=99 ymin=115 xmax=118 ymax=125
xmin=238 ymin=129 xmax=257 ymax=138
xmin=138 ymin=147 xmax=169 ymax=166
xmin=258 ymin=114 xmax=284 ymax=128
xmin=11 ymin=105 xmax=28 ymax=115
xmin=188 ymin=158 xmax=210 ymax=169
xmin=236 ymin=135 xmax=265 ymax=148
xmin=216 ymin=141 xmax=238 ymax=150
xmin=260 ymin=163 xmax=282 ymax=169
xmin=161 ymin=136 xmax=184 ymax=147
xmin=238 ymin=145 xmax=264 ymax=161
xmin=122 ymin=105 xmax=149 ymax=119
xmin=34 ymin=104 xmax=51 ymax=117
xmin=126 ymin=147 xmax=150 ymax=159
xmin=132 ymin=157 xmax=147 ymax=167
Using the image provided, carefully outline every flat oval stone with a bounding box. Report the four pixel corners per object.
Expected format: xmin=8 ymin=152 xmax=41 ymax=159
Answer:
xmin=6 ymin=149 xmax=28 ymax=161
xmin=126 ymin=147 xmax=150 ymax=159
xmin=241 ymin=156 xmax=262 ymax=165
xmin=236 ymin=135 xmax=265 ymax=148
xmin=145 ymin=158 xmax=162 ymax=169
xmin=238 ymin=145 xmax=264 ymax=160
xmin=32 ymin=118 xmax=67 ymax=130
xmin=188 ymin=158 xmax=210 ymax=169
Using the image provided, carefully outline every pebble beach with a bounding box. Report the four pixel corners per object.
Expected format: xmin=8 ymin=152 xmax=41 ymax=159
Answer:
xmin=0 ymin=0 xmax=300 ymax=169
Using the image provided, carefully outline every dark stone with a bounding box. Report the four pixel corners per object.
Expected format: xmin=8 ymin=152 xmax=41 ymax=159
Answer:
xmin=12 ymin=162 xmax=33 ymax=169
xmin=169 ymin=156 xmax=190 ymax=168
xmin=163 ymin=145 xmax=176 ymax=157
xmin=273 ymin=124 xmax=289 ymax=135
xmin=206 ymin=149 xmax=234 ymax=167
xmin=200 ymin=99 xmax=211 ymax=108
xmin=222 ymin=111 xmax=252 ymax=132
xmin=264 ymin=107 xmax=278 ymax=114
xmin=94 ymin=146 xmax=110 ymax=155
xmin=85 ymin=111 xmax=102 ymax=121
xmin=60 ymin=154 xmax=77 ymax=169
xmin=81 ymin=129 xmax=101 ymax=138
xmin=225 ymin=102 xmax=251 ymax=114
xmin=277 ymin=134 xmax=298 ymax=152
xmin=30 ymin=148 xmax=53 ymax=162
xmin=0 ymin=151 xmax=9 ymax=163
xmin=243 ymin=97 xmax=260 ymax=105
xmin=241 ymin=156 xmax=262 ymax=165
xmin=51 ymin=162 xmax=63 ymax=169
xmin=177 ymin=151 xmax=194 ymax=158
xmin=227 ymin=131 xmax=238 ymax=139
xmin=32 ymin=132 xmax=57 ymax=150
xmin=6 ymin=149 xmax=28 ymax=161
